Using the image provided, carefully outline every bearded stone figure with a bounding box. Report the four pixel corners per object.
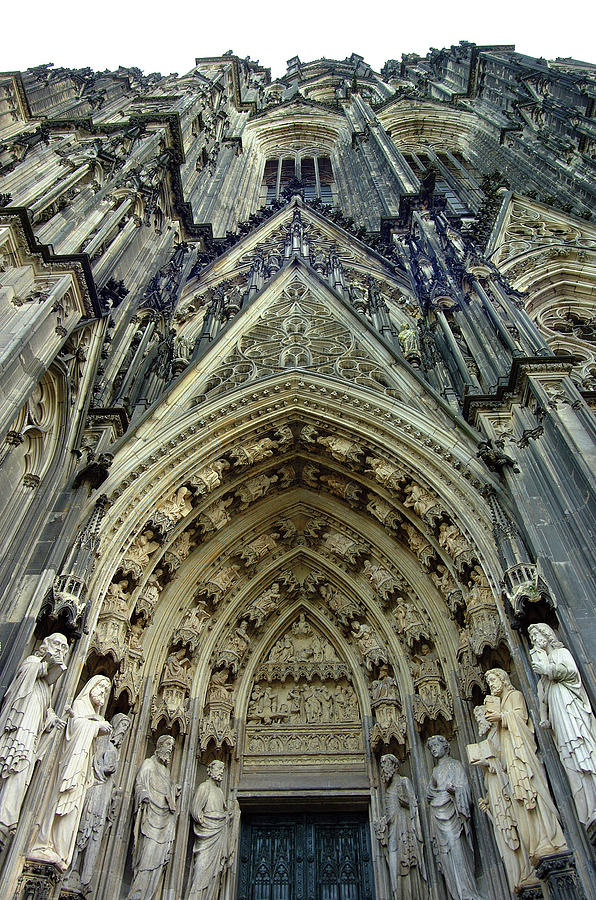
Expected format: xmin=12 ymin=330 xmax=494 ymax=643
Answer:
xmin=528 ymin=623 xmax=596 ymax=828
xmin=30 ymin=674 xmax=112 ymax=870
xmin=68 ymin=712 xmax=131 ymax=888
xmin=375 ymin=754 xmax=426 ymax=899
xmin=425 ymin=735 xmax=485 ymax=900
xmin=484 ymin=668 xmax=567 ymax=865
xmin=467 ymin=705 xmax=536 ymax=892
xmin=187 ymin=760 xmax=240 ymax=900
xmin=0 ymin=633 xmax=69 ymax=846
xmin=127 ymin=735 xmax=180 ymax=900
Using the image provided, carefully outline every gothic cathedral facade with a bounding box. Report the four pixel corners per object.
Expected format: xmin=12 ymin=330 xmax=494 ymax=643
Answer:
xmin=0 ymin=44 xmax=595 ymax=900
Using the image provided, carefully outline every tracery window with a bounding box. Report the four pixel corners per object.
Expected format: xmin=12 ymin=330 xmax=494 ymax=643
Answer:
xmin=261 ymin=154 xmax=335 ymax=205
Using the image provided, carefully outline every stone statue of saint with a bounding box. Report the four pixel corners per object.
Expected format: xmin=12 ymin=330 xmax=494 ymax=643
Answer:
xmin=425 ymin=735 xmax=485 ymax=900
xmin=127 ymin=735 xmax=180 ymax=900
xmin=186 ymin=760 xmax=240 ymax=900
xmin=398 ymin=322 xmax=420 ymax=359
xmin=0 ymin=633 xmax=69 ymax=846
xmin=375 ymin=754 xmax=426 ymax=899
xmin=467 ymin=705 xmax=536 ymax=892
xmin=528 ymin=623 xmax=596 ymax=827
xmin=484 ymin=668 xmax=567 ymax=865
xmin=30 ymin=674 xmax=112 ymax=870
xmin=68 ymin=712 xmax=131 ymax=888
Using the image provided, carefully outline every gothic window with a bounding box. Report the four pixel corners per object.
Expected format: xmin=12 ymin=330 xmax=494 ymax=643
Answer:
xmin=261 ymin=155 xmax=335 ymax=205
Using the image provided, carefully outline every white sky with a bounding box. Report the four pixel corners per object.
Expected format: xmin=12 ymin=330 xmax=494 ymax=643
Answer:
xmin=3 ymin=0 xmax=594 ymax=79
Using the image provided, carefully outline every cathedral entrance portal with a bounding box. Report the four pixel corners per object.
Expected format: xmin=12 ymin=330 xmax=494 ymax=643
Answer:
xmin=236 ymin=812 xmax=374 ymax=900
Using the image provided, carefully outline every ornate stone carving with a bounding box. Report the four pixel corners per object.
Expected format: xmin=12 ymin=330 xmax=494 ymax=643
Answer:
xmin=351 ymin=621 xmax=389 ymax=670
xmin=235 ymin=472 xmax=278 ymax=507
xmin=68 ymin=714 xmax=131 ymax=890
xmin=244 ymin=583 xmax=281 ymax=629
xmin=393 ymin=599 xmax=430 ymax=648
xmin=150 ymin=487 xmax=193 ymax=533
xmin=425 ymin=735 xmax=485 ymax=900
xmin=456 ymin=630 xmax=485 ymax=701
xmin=367 ymin=495 xmax=401 ymax=530
xmin=319 ymin=471 xmax=362 ymax=504
xmin=320 ymin=582 xmax=363 ymax=626
xmin=188 ymin=460 xmax=229 ymax=496
xmin=239 ymin=531 xmax=279 ymax=567
xmin=0 ymin=634 xmax=69 ymax=847
xmin=438 ymin=523 xmax=476 ymax=575
xmin=322 ymin=530 xmax=369 ymax=566
xmin=501 ymin=563 xmax=554 ymax=619
xmin=229 ymin=436 xmax=277 ymax=467
xmin=121 ymin=531 xmax=160 ymax=582
xmin=114 ymin=623 xmax=145 ymax=706
xmin=199 ymin=497 xmax=233 ymax=533
xmin=483 ymin=668 xmax=567 ymax=865
xmin=467 ymin=705 xmax=537 ymax=892
xmin=430 ymin=565 xmax=464 ymax=616
xmin=172 ymin=601 xmax=210 ymax=652
xmin=403 ymin=482 xmax=444 ymax=529
xmin=411 ymin=645 xmax=453 ymax=727
xmin=198 ymin=564 xmax=241 ymax=603
xmin=398 ymin=321 xmax=421 ymax=365
xmin=401 ymin=523 xmax=435 ymax=569
xmin=187 ymin=760 xmax=240 ymax=900
xmin=199 ymin=669 xmax=236 ymax=751
xmin=92 ymin=579 xmax=131 ymax=660
xmin=375 ymin=755 xmax=426 ymax=897
xmin=528 ymin=623 xmax=596 ymax=828
xmin=134 ymin=569 xmax=164 ymax=623
xmin=365 ymin=457 xmax=406 ymax=493
xmin=215 ymin=620 xmax=251 ymax=673
xmin=317 ymin=434 xmax=363 ymax=464
xmin=30 ymin=675 xmax=112 ymax=871
xmin=363 ymin=560 xmax=401 ymax=602
xmin=370 ymin=666 xmax=407 ymax=749
xmin=465 ymin=567 xmax=503 ymax=654
xmin=151 ymin=649 xmax=192 ymax=733
xmin=126 ymin=736 xmax=180 ymax=900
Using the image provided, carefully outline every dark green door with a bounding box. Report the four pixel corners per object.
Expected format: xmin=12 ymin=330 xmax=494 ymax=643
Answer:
xmin=237 ymin=812 xmax=374 ymax=900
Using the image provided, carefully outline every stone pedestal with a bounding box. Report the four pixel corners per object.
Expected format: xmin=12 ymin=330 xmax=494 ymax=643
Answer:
xmin=535 ymin=851 xmax=586 ymax=900
xmin=517 ymin=883 xmax=545 ymax=900
xmin=14 ymin=860 xmax=62 ymax=900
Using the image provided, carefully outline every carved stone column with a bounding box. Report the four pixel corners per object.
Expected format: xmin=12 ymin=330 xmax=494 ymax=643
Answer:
xmin=535 ymin=852 xmax=586 ymax=900
xmin=14 ymin=860 xmax=62 ymax=900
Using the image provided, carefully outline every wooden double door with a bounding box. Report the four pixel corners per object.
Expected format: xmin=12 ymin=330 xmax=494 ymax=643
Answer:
xmin=236 ymin=811 xmax=375 ymax=900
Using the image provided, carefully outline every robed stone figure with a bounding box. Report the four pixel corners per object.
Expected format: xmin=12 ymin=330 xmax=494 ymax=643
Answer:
xmin=0 ymin=633 xmax=69 ymax=845
xmin=484 ymin=668 xmax=567 ymax=865
xmin=31 ymin=674 xmax=112 ymax=870
xmin=425 ymin=735 xmax=485 ymax=900
xmin=127 ymin=734 xmax=180 ymax=900
xmin=375 ymin=754 xmax=426 ymax=899
xmin=186 ymin=760 xmax=240 ymax=900
xmin=528 ymin=623 xmax=596 ymax=827
xmin=68 ymin=712 xmax=131 ymax=888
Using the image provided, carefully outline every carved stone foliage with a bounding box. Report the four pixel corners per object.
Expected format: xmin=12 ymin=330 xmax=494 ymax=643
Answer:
xmin=151 ymin=648 xmax=192 ymax=733
xmin=410 ymin=644 xmax=453 ymax=729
